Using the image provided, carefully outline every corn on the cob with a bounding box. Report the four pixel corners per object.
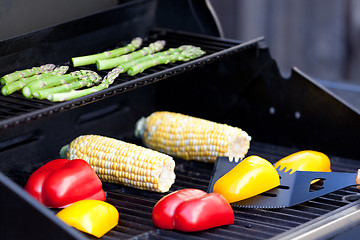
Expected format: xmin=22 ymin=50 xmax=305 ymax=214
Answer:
xmin=135 ymin=111 xmax=251 ymax=163
xmin=60 ymin=135 xmax=176 ymax=193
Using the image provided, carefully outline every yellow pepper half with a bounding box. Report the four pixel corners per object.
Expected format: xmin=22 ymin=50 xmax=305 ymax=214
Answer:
xmin=213 ymin=155 xmax=280 ymax=203
xmin=274 ymin=150 xmax=331 ymax=174
xmin=56 ymin=199 xmax=119 ymax=238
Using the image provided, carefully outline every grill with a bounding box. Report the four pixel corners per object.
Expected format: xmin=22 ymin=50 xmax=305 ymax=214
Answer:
xmin=1 ymin=1 xmax=360 ymax=240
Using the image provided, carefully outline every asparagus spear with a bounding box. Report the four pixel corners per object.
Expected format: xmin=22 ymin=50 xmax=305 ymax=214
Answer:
xmin=0 ymin=64 xmax=55 ymax=85
xmin=22 ymin=70 xmax=97 ymax=98
xmin=96 ymin=40 xmax=166 ymax=71
xmin=33 ymin=71 xmax=101 ymax=100
xmin=1 ymin=66 xmax=69 ymax=96
xmin=47 ymin=67 xmax=122 ymax=102
xmin=71 ymin=37 xmax=142 ymax=67
xmin=116 ymin=47 xmax=185 ymax=73
xmin=127 ymin=45 xmax=206 ymax=76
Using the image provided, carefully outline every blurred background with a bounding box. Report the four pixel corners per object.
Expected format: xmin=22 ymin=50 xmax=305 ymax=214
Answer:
xmin=1 ymin=0 xmax=360 ymax=103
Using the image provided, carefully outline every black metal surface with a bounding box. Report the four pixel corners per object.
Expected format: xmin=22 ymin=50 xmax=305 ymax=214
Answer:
xmin=0 ymin=29 xmax=263 ymax=130
xmin=155 ymin=0 xmax=222 ymax=37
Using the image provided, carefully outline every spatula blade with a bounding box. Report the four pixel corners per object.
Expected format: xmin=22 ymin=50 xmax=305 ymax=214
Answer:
xmin=233 ymin=167 xmax=357 ymax=208
xmin=207 ymin=157 xmax=357 ymax=209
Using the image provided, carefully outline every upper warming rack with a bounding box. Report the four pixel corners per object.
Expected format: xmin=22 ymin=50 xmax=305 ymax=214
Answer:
xmin=0 ymin=29 xmax=263 ymax=129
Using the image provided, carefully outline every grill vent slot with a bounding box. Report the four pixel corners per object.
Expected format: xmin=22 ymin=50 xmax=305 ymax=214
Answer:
xmin=76 ymin=103 xmax=127 ymax=125
xmin=0 ymin=130 xmax=41 ymax=152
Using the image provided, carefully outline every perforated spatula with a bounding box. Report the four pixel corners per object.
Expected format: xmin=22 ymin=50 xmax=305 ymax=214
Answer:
xmin=207 ymin=156 xmax=359 ymax=209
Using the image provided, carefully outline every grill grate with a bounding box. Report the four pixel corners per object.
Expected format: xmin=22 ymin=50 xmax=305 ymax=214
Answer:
xmin=0 ymin=30 xmax=263 ymax=130
xmin=73 ymin=141 xmax=360 ymax=240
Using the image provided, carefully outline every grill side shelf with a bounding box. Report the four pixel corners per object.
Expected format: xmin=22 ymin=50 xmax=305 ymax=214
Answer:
xmin=0 ymin=30 xmax=263 ymax=130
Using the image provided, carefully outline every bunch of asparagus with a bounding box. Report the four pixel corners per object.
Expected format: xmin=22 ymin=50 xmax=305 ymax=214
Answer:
xmin=102 ymin=45 xmax=206 ymax=76
xmin=96 ymin=40 xmax=166 ymax=70
xmin=0 ymin=65 xmax=101 ymax=100
xmin=0 ymin=37 xmax=206 ymax=102
xmin=47 ymin=67 xmax=123 ymax=102
xmin=1 ymin=64 xmax=69 ymax=96
xmin=46 ymin=45 xmax=206 ymax=102
xmin=0 ymin=64 xmax=56 ymax=85
xmin=23 ymin=70 xmax=101 ymax=99
xmin=126 ymin=45 xmax=206 ymax=76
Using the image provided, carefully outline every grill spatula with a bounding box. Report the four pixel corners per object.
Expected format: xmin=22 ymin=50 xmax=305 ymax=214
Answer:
xmin=207 ymin=156 xmax=359 ymax=209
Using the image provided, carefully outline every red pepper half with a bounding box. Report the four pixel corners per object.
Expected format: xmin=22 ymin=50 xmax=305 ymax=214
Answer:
xmin=25 ymin=159 xmax=106 ymax=208
xmin=152 ymin=188 xmax=207 ymax=229
xmin=152 ymin=188 xmax=234 ymax=232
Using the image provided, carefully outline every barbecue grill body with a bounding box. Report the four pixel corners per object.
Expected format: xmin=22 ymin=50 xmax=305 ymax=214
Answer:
xmin=0 ymin=1 xmax=360 ymax=239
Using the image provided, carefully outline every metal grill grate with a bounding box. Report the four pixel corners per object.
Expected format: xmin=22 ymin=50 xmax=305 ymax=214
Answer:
xmin=0 ymin=30 xmax=263 ymax=130
xmin=76 ymin=141 xmax=360 ymax=240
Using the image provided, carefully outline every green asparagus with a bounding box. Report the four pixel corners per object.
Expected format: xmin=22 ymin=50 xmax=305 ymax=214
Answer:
xmin=22 ymin=70 xmax=97 ymax=98
xmin=96 ymin=40 xmax=166 ymax=71
xmin=47 ymin=45 xmax=205 ymax=102
xmin=32 ymin=71 xmax=101 ymax=99
xmin=47 ymin=67 xmax=123 ymax=102
xmin=0 ymin=64 xmax=55 ymax=85
xmin=127 ymin=45 xmax=206 ymax=76
xmin=116 ymin=47 xmax=184 ymax=73
xmin=99 ymin=46 xmax=194 ymax=75
xmin=1 ymin=66 xmax=69 ymax=96
xmin=71 ymin=37 xmax=142 ymax=67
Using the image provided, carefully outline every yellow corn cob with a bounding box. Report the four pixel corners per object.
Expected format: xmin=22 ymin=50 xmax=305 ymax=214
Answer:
xmin=60 ymin=134 xmax=176 ymax=193
xmin=135 ymin=111 xmax=251 ymax=163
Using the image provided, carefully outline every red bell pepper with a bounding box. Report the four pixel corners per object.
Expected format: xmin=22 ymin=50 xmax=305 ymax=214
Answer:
xmin=152 ymin=188 xmax=234 ymax=232
xmin=25 ymin=159 xmax=106 ymax=208
xmin=152 ymin=188 xmax=207 ymax=229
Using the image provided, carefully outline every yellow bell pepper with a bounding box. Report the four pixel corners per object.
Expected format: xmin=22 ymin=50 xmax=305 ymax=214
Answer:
xmin=274 ymin=150 xmax=331 ymax=174
xmin=213 ymin=155 xmax=280 ymax=203
xmin=56 ymin=199 xmax=118 ymax=238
